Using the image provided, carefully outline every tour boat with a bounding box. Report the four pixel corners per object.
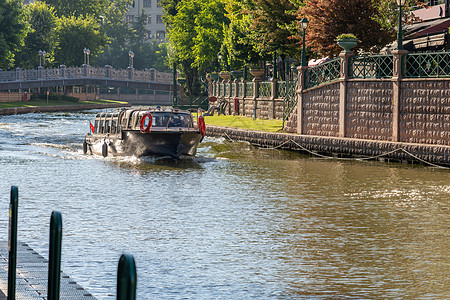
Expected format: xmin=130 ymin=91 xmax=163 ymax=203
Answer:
xmin=83 ymin=107 xmax=206 ymax=158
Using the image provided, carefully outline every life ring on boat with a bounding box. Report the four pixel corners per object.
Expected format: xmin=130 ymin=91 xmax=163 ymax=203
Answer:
xmin=198 ymin=115 xmax=206 ymax=136
xmin=140 ymin=112 xmax=153 ymax=133
xmin=102 ymin=143 xmax=108 ymax=157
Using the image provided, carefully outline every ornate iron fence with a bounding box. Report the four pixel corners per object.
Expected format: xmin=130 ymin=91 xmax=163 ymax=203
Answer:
xmin=258 ymin=82 xmax=272 ymax=98
xmin=245 ymin=82 xmax=254 ymax=97
xmin=238 ymin=82 xmax=244 ymax=97
xmin=277 ymin=81 xmax=287 ymax=98
xmin=403 ymin=52 xmax=450 ymax=78
xmin=349 ymin=54 xmax=393 ymax=79
xmin=282 ymin=80 xmax=297 ymax=126
xmin=305 ymin=58 xmax=341 ymax=89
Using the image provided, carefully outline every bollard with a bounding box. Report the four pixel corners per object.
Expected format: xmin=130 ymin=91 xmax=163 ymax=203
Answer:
xmin=48 ymin=211 xmax=62 ymax=300
xmin=117 ymin=254 xmax=137 ymax=300
xmin=8 ymin=186 xmax=19 ymax=300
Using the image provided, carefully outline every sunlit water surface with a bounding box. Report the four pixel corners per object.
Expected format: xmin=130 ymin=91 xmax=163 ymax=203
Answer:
xmin=0 ymin=111 xmax=449 ymax=299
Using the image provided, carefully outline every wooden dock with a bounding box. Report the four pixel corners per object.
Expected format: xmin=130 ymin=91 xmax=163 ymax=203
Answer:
xmin=0 ymin=241 xmax=96 ymax=299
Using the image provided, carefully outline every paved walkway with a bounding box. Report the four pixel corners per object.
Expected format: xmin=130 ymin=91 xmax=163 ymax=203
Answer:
xmin=0 ymin=241 xmax=96 ymax=299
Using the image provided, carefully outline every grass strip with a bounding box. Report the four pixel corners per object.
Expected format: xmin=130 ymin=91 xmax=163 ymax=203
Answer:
xmin=201 ymin=114 xmax=283 ymax=132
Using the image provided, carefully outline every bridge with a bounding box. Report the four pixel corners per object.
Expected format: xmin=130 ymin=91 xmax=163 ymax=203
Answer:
xmin=0 ymin=65 xmax=175 ymax=105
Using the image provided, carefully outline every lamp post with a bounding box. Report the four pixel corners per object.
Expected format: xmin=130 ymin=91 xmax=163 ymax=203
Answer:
xmin=83 ymin=48 xmax=91 ymax=65
xmin=38 ymin=50 xmax=43 ymax=67
xmin=217 ymin=52 xmax=223 ymax=71
xmin=396 ymin=0 xmax=406 ymax=50
xmin=300 ymin=17 xmax=309 ymax=67
xmin=129 ymin=51 xmax=135 ymax=68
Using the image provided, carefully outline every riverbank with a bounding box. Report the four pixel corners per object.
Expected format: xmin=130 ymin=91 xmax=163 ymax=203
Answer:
xmin=206 ymin=125 xmax=450 ymax=168
xmin=0 ymin=99 xmax=130 ymax=115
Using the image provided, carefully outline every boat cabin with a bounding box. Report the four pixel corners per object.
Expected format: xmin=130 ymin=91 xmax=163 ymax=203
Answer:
xmin=92 ymin=108 xmax=196 ymax=136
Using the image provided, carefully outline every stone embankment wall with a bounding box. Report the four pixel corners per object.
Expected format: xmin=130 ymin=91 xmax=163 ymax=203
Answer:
xmin=284 ymin=50 xmax=450 ymax=148
xmin=206 ymin=125 xmax=450 ymax=167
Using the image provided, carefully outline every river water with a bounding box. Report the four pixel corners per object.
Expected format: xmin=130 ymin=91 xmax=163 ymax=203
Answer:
xmin=0 ymin=110 xmax=449 ymax=299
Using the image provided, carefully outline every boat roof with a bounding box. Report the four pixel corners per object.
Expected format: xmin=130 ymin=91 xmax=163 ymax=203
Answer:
xmin=95 ymin=107 xmax=194 ymax=118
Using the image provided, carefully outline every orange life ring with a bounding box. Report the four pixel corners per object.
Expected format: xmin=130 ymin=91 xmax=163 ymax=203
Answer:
xmin=198 ymin=115 xmax=206 ymax=136
xmin=140 ymin=112 xmax=153 ymax=133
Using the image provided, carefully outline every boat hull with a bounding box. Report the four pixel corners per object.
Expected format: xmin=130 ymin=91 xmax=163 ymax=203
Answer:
xmin=85 ymin=130 xmax=203 ymax=158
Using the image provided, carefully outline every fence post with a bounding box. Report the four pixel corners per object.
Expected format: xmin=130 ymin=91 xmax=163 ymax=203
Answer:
xmin=48 ymin=211 xmax=62 ymax=300
xmin=117 ymin=254 xmax=137 ymax=300
xmin=338 ymin=51 xmax=354 ymax=138
xmin=8 ymin=186 xmax=19 ymax=300
xmin=391 ymin=49 xmax=408 ymax=142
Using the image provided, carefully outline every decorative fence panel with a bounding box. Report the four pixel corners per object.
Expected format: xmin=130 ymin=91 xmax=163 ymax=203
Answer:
xmin=245 ymin=82 xmax=254 ymax=97
xmin=349 ymin=55 xmax=393 ymax=79
xmin=305 ymin=58 xmax=341 ymax=89
xmin=403 ymin=52 xmax=450 ymax=78
xmin=258 ymin=82 xmax=272 ymax=98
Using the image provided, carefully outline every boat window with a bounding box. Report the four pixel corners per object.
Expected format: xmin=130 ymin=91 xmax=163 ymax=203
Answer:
xmin=98 ymin=120 xmax=104 ymax=133
xmin=151 ymin=112 xmax=193 ymax=128
xmin=94 ymin=120 xmax=99 ymax=133
xmin=111 ymin=119 xmax=117 ymax=134
xmin=104 ymin=120 xmax=111 ymax=134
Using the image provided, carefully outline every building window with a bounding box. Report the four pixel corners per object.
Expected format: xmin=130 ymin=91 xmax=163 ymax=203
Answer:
xmin=156 ymin=15 xmax=163 ymax=23
xmin=126 ymin=15 xmax=135 ymax=23
xmin=147 ymin=15 xmax=152 ymax=24
xmin=148 ymin=31 xmax=154 ymax=39
xmin=144 ymin=0 xmax=151 ymax=7
xmin=157 ymin=0 xmax=162 ymax=7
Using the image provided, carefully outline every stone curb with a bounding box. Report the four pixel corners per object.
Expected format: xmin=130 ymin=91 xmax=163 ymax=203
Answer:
xmin=206 ymin=125 xmax=450 ymax=167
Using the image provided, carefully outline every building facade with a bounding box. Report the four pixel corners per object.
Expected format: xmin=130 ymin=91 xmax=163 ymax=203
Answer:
xmin=126 ymin=0 xmax=166 ymax=42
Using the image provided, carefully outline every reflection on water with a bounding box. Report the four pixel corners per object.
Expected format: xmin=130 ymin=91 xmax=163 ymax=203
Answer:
xmin=0 ymin=111 xmax=449 ymax=299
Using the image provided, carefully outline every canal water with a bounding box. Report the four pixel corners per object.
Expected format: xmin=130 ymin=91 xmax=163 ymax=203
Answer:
xmin=0 ymin=110 xmax=449 ymax=299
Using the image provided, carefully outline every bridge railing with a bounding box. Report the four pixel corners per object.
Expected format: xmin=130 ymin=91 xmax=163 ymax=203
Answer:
xmin=0 ymin=65 xmax=172 ymax=84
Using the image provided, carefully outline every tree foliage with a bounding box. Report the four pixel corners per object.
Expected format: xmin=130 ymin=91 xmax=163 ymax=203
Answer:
xmin=43 ymin=0 xmax=109 ymax=18
xmin=54 ymin=15 xmax=108 ymax=66
xmin=295 ymin=0 xmax=395 ymax=57
xmin=166 ymin=0 xmax=228 ymax=95
xmin=0 ymin=0 xmax=28 ymax=69
xmin=15 ymin=1 xmax=58 ymax=69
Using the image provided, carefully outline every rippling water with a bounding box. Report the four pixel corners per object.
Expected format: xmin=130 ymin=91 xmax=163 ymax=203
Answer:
xmin=0 ymin=110 xmax=449 ymax=299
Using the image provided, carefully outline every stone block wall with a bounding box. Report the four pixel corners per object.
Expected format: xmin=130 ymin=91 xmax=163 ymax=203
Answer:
xmin=400 ymin=81 xmax=450 ymax=145
xmin=346 ymin=81 xmax=393 ymax=141
xmin=302 ymin=82 xmax=340 ymax=136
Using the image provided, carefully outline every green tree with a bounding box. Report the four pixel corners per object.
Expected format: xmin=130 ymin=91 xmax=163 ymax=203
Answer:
xmin=0 ymin=0 xmax=27 ymax=69
xmin=130 ymin=9 xmax=149 ymax=46
xmin=296 ymin=0 xmax=395 ymax=57
xmin=54 ymin=14 xmax=108 ymax=66
xmin=247 ymin=0 xmax=300 ymax=59
xmin=167 ymin=0 xmax=228 ymax=95
xmin=15 ymin=1 xmax=58 ymax=69
xmin=43 ymin=0 xmax=109 ymax=18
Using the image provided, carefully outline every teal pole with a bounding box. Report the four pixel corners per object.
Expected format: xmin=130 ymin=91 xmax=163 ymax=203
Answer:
xmin=172 ymin=62 xmax=177 ymax=106
xmin=273 ymin=52 xmax=277 ymax=80
xmin=397 ymin=3 xmax=403 ymax=50
xmin=301 ymin=28 xmax=307 ymax=67
xmin=8 ymin=186 xmax=19 ymax=300
xmin=117 ymin=254 xmax=137 ymax=300
xmin=48 ymin=211 xmax=62 ymax=300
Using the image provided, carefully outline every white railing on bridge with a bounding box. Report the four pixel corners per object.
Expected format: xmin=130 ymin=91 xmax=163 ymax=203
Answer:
xmin=0 ymin=65 xmax=173 ymax=84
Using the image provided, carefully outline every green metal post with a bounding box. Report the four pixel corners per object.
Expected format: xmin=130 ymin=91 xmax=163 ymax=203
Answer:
xmin=117 ymin=254 xmax=137 ymax=300
xmin=8 ymin=186 xmax=19 ymax=300
xmin=243 ymin=65 xmax=248 ymax=81
xmin=397 ymin=3 xmax=403 ymax=50
xmin=172 ymin=62 xmax=177 ymax=106
xmin=301 ymin=28 xmax=307 ymax=67
xmin=273 ymin=52 xmax=277 ymax=80
xmin=48 ymin=211 xmax=62 ymax=300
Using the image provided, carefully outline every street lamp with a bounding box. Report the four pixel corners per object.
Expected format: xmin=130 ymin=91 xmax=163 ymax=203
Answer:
xmin=129 ymin=51 xmax=135 ymax=68
xmin=83 ymin=48 xmax=91 ymax=65
xmin=217 ymin=52 xmax=223 ymax=71
xmin=38 ymin=50 xmax=43 ymax=67
xmin=300 ymin=17 xmax=309 ymax=67
xmin=396 ymin=0 xmax=406 ymax=50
